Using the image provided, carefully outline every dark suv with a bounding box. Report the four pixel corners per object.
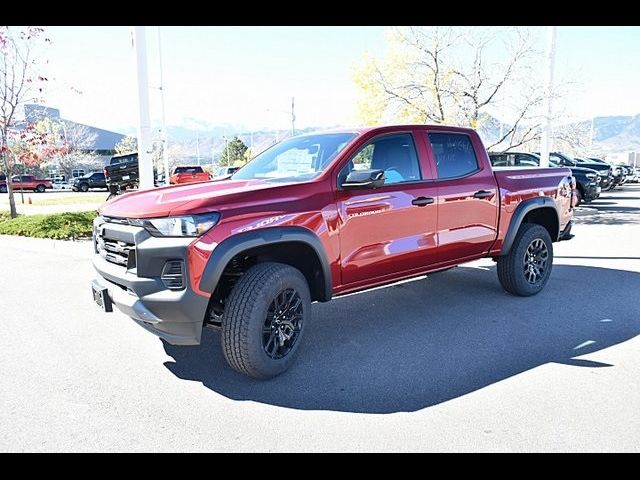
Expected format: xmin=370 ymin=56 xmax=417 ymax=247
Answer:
xmin=540 ymin=152 xmax=613 ymax=190
xmin=489 ymin=151 xmax=600 ymax=205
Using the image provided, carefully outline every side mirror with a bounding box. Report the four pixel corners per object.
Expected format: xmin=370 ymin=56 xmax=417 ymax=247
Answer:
xmin=341 ymin=169 xmax=385 ymax=189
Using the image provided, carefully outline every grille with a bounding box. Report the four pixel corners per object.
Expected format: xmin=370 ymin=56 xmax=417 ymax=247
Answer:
xmin=161 ymin=260 xmax=185 ymax=290
xmin=97 ymin=235 xmax=136 ymax=268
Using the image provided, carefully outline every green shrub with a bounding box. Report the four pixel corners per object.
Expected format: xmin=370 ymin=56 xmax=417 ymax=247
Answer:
xmin=0 ymin=211 xmax=96 ymax=240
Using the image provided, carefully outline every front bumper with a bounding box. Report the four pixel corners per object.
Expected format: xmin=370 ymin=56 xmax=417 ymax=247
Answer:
xmin=584 ymin=183 xmax=601 ymax=202
xmin=92 ymin=218 xmax=210 ymax=345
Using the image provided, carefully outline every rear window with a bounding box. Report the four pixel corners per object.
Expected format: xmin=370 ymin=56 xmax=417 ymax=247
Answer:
xmin=174 ymin=166 xmax=205 ymax=174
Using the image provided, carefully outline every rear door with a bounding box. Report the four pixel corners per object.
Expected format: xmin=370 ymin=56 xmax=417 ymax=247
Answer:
xmin=336 ymin=131 xmax=439 ymax=285
xmin=424 ymin=131 xmax=499 ymax=263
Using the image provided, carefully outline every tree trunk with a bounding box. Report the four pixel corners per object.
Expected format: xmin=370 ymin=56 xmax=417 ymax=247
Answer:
xmin=1 ymin=149 xmax=18 ymax=218
xmin=7 ymin=181 xmax=17 ymax=218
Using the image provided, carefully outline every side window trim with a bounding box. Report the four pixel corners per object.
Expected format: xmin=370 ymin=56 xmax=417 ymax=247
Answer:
xmin=337 ymin=132 xmax=422 ymax=189
xmin=426 ymin=131 xmax=481 ymax=181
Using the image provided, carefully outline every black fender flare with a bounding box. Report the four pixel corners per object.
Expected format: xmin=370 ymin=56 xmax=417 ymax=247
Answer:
xmin=499 ymin=197 xmax=559 ymax=256
xmin=199 ymin=226 xmax=332 ymax=301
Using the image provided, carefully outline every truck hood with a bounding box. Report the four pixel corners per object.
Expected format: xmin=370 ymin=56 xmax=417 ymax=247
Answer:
xmin=570 ymin=166 xmax=600 ymax=175
xmin=99 ymin=179 xmax=293 ymax=218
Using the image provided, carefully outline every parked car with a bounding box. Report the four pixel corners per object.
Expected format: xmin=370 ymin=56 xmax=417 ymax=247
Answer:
xmin=211 ymin=165 xmax=241 ymax=181
xmin=72 ymin=172 xmax=108 ymax=192
xmin=538 ymin=152 xmax=614 ymax=190
xmin=92 ymin=125 xmax=575 ymax=379
xmin=0 ymin=174 xmax=53 ymax=193
xmin=51 ymin=175 xmax=73 ymax=191
xmin=169 ymin=166 xmax=211 ymax=185
xmin=489 ymin=152 xmax=599 ymax=206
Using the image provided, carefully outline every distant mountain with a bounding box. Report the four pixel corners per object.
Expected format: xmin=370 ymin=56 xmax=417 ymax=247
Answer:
xmin=479 ymin=113 xmax=640 ymax=153
xmin=118 ymin=113 xmax=640 ymax=163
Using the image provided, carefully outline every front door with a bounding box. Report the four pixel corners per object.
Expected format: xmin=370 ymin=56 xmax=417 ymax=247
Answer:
xmin=424 ymin=131 xmax=498 ymax=263
xmin=336 ymin=133 xmax=438 ymax=286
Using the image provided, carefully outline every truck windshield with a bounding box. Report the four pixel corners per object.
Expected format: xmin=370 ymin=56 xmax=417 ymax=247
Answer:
xmin=232 ymin=133 xmax=357 ymax=182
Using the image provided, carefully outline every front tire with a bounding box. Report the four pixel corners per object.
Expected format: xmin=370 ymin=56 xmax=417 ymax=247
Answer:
xmin=0 ymin=185 xmax=7 ymax=193
xmin=497 ymin=223 xmax=553 ymax=297
xmin=222 ymin=262 xmax=310 ymax=379
xmin=80 ymin=183 xmax=89 ymax=192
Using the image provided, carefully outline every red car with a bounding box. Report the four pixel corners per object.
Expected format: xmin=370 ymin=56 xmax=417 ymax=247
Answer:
xmin=92 ymin=125 xmax=575 ymax=379
xmin=0 ymin=175 xmax=53 ymax=193
xmin=169 ymin=166 xmax=211 ymax=185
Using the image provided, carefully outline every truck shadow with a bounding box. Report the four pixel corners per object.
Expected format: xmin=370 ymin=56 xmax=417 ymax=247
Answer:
xmin=162 ymin=264 xmax=640 ymax=413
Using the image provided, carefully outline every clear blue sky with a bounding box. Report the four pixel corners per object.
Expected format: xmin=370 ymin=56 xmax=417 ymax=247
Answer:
xmin=40 ymin=26 xmax=640 ymax=134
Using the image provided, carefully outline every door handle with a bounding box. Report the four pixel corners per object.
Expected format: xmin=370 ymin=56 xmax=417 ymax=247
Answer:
xmin=412 ymin=196 xmax=435 ymax=207
xmin=473 ymin=190 xmax=493 ymax=199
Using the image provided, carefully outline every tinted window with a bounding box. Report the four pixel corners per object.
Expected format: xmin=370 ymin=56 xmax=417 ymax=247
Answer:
xmin=514 ymin=154 xmax=539 ymax=167
xmin=92 ymin=173 xmax=105 ymax=180
xmin=428 ymin=133 xmax=479 ymax=179
xmin=174 ymin=166 xmax=204 ymax=174
xmin=489 ymin=154 xmax=508 ymax=166
xmin=338 ymin=134 xmax=421 ymax=187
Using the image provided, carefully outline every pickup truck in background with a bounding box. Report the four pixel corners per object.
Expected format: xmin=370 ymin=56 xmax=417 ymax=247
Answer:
xmin=92 ymin=125 xmax=575 ymax=379
xmin=72 ymin=172 xmax=108 ymax=192
xmin=104 ymin=153 xmax=139 ymax=198
xmin=0 ymin=175 xmax=53 ymax=193
xmin=169 ymin=166 xmax=211 ymax=185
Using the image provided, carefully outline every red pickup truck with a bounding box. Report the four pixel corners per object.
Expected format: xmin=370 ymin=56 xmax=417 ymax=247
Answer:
xmin=169 ymin=166 xmax=211 ymax=185
xmin=92 ymin=125 xmax=575 ymax=379
xmin=0 ymin=175 xmax=53 ymax=193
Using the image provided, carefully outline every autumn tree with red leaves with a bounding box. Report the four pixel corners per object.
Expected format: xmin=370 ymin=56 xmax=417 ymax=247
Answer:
xmin=1 ymin=26 xmax=51 ymax=218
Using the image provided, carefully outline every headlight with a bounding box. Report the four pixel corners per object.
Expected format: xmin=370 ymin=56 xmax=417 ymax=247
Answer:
xmin=129 ymin=213 xmax=220 ymax=237
xmin=585 ymin=173 xmax=597 ymax=180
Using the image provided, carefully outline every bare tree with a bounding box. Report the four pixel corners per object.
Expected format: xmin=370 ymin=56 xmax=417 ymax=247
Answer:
xmin=553 ymin=121 xmax=593 ymax=156
xmin=353 ymin=27 xmax=546 ymax=151
xmin=0 ymin=26 xmax=50 ymax=218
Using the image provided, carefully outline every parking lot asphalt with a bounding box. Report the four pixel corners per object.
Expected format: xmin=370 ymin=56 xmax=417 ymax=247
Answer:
xmin=0 ymin=186 xmax=638 ymax=452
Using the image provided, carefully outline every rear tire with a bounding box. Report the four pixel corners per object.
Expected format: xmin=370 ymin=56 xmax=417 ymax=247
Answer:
xmin=0 ymin=185 xmax=7 ymax=193
xmin=222 ymin=262 xmax=311 ymax=379
xmin=35 ymin=184 xmax=46 ymax=193
xmin=497 ymin=223 xmax=553 ymax=297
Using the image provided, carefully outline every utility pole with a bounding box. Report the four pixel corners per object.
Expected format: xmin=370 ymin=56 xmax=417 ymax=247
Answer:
xmin=196 ymin=132 xmax=200 ymax=166
xmin=132 ymin=26 xmax=154 ymax=190
xmin=223 ymin=136 xmax=229 ymax=166
xmin=539 ymin=26 xmax=556 ymax=168
xmin=157 ymin=27 xmax=170 ymax=186
xmin=291 ymin=96 xmax=295 ymax=136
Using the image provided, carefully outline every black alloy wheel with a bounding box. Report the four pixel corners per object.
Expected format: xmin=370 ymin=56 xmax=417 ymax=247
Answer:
xmin=523 ymin=238 xmax=549 ymax=285
xmin=262 ymin=288 xmax=304 ymax=360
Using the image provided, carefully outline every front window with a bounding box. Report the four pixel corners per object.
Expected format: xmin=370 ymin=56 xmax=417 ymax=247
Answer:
xmin=232 ymin=133 xmax=357 ymax=182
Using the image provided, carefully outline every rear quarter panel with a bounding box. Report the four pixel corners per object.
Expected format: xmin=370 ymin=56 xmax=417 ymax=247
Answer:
xmin=490 ymin=167 xmax=574 ymax=254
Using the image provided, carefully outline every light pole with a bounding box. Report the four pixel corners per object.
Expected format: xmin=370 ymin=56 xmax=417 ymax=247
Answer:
xmin=266 ymin=97 xmax=296 ymax=141
xmin=131 ymin=26 xmax=154 ymax=190
xmin=157 ymin=26 xmax=170 ymax=186
xmin=539 ymin=26 xmax=556 ymax=168
xmin=222 ymin=136 xmax=229 ymax=166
